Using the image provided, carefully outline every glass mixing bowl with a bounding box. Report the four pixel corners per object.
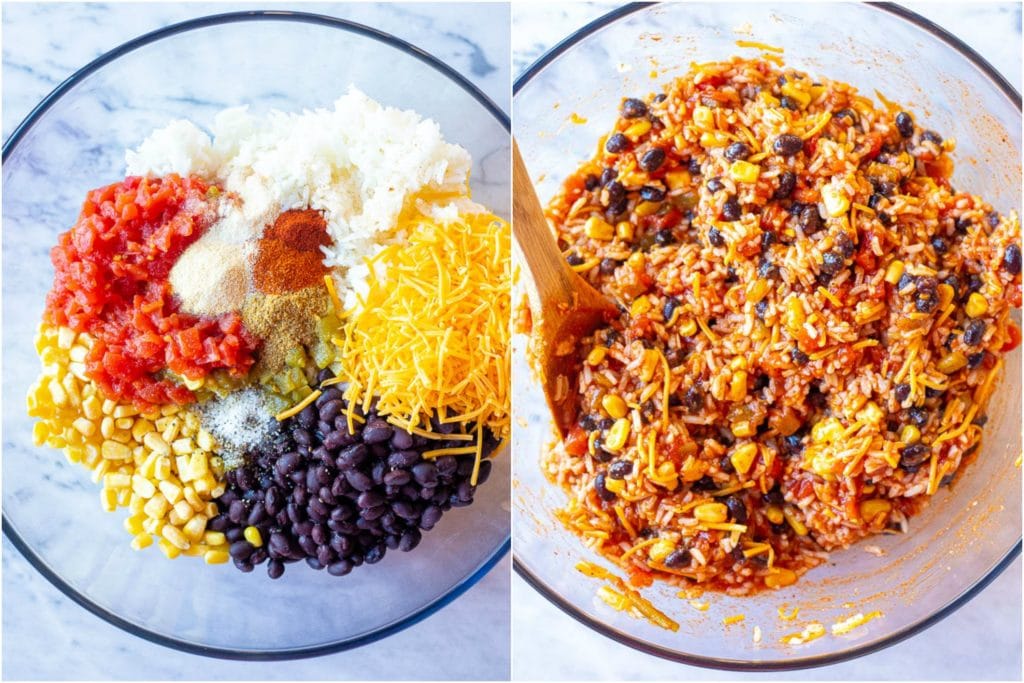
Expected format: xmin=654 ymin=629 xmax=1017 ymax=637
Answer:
xmin=2 ymin=11 xmax=510 ymax=659
xmin=513 ymin=2 xmax=1021 ymax=670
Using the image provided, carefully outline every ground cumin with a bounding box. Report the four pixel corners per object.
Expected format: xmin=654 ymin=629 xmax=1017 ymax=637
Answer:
xmin=253 ymin=209 xmax=330 ymax=294
xmin=242 ymin=287 xmax=328 ymax=377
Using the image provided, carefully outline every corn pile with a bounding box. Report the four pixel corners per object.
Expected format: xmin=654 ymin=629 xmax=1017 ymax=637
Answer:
xmin=28 ymin=324 xmax=230 ymax=563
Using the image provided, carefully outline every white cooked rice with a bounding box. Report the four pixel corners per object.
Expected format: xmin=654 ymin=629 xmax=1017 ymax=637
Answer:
xmin=125 ymin=87 xmax=473 ymax=295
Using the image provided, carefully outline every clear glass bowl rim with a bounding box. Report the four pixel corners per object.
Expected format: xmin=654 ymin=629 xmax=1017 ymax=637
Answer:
xmin=511 ymin=0 xmax=1021 ymax=671
xmin=1 ymin=9 xmax=510 ymax=661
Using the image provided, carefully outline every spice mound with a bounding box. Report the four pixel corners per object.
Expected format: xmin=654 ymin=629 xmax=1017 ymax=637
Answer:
xmin=534 ymin=54 xmax=1022 ymax=596
xmin=28 ymin=91 xmax=510 ymax=580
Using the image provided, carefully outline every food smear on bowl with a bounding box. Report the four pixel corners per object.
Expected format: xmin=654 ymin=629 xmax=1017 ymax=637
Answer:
xmin=534 ymin=56 xmax=1022 ymax=597
xmin=27 ymin=89 xmax=511 ymax=579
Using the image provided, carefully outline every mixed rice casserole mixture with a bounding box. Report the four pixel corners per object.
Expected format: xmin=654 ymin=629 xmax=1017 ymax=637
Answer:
xmin=542 ymin=56 xmax=1022 ymax=596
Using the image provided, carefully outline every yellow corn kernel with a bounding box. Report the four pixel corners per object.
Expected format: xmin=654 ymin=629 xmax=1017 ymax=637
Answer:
xmin=143 ymin=493 xmax=170 ymax=520
xmin=154 ymin=456 xmax=172 ymax=481
xmin=765 ymin=568 xmax=797 ymax=589
xmin=780 ymin=81 xmax=811 ymax=107
xmin=766 ymin=504 xmax=785 ymax=525
xmin=48 ymin=379 xmax=69 ymax=406
xmin=604 ymin=477 xmax=625 ymax=494
xmin=182 ymin=411 xmax=200 ymax=434
xmin=729 ymin=370 xmax=748 ymax=402
xmin=203 ymin=531 xmax=226 ymax=546
xmin=665 ymin=170 xmax=691 ymax=191
xmin=694 ymin=502 xmax=728 ymax=524
xmin=129 ymin=494 xmax=146 ymax=516
xmin=101 ymin=440 xmax=131 ymax=460
xmin=883 ymin=260 xmax=905 ymax=285
xmin=100 ymin=487 xmax=118 ymax=512
xmin=937 ymin=351 xmax=968 ymax=374
xmin=649 ymin=539 xmax=676 ymax=563
xmin=635 ymin=200 xmax=662 ymax=217
xmin=859 ymin=498 xmax=892 ymax=522
xmin=71 ymin=417 xmax=96 ymax=438
xmin=615 ymin=220 xmax=634 ymax=240
xmin=601 ymin=394 xmax=629 ymax=420
xmin=101 ymin=398 xmax=117 ymax=415
xmin=678 ymin=318 xmax=698 ymax=337
xmin=124 ymin=515 xmax=145 ymax=535
xmin=142 ymin=517 xmax=164 ymax=535
xmin=630 ymin=296 xmax=653 ymax=317
xmin=783 ymin=507 xmax=808 ymax=535
xmin=639 ymin=349 xmax=660 ymax=383
xmin=784 ymin=297 xmax=806 ymax=333
xmin=183 ymin=514 xmax=208 ymax=542
xmin=171 ymin=499 xmax=193 ymax=522
xmin=812 ymin=417 xmax=844 ymax=443
xmin=188 ymin=451 xmax=209 ymax=478
xmin=692 ymin=105 xmax=714 ymax=131
xmin=130 ymin=532 xmax=153 ymax=551
xmin=81 ymin=395 xmax=102 ymax=420
xmin=731 ymin=421 xmax=756 ymax=438
xmin=130 ymin=474 xmax=156 ymax=499
xmin=244 ymin=525 xmax=264 ymax=548
xmin=56 ymin=327 xmax=76 ymax=349
xmin=746 ymin=279 xmax=770 ymax=305
xmin=112 ymin=417 xmax=132 ymax=431
xmin=699 ymin=131 xmax=730 ymax=148
xmin=586 ymin=347 xmax=607 ymax=366
xmin=730 ymin=160 xmax=761 ymax=184
xmin=204 ymin=549 xmax=229 ymax=564
xmin=171 ymin=437 xmax=193 ymax=456
xmin=196 ymin=429 xmax=216 ymax=452
xmin=624 ymin=119 xmax=652 ymax=140
xmin=604 ymin=418 xmax=632 ymax=452
xmin=130 ymin=419 xmax=153 ymax=442
xmin=730 ymin=442 xmax=759 ymax=475
xmin=965 ymin=292 xmax=988 ymax=318
xmin=103 ymin=472 xmax=131 ymax=489
xmin=143 ymin=431 xmax=170 ymax=456
xmin=584 ymin=216 xmax=615 ymax=241
xmin=626 ymin=251 xmax=645 ymax=269
xmin=858 ymin=401 xmax=884 ymax=424
xmin=937 ymin=283 xmax=955 ymax=310
xmin=161 ymin=524 xmax=191 ymax=550
xmin=900 ymin=424 xmax=921 ymax=445
xmin=157 ymin=538 xmax=181 ymax=559
xmin=182 ymin=543 xmax=208 ymax=557
xmin=821 ymin=184 xmax=850 ymax=217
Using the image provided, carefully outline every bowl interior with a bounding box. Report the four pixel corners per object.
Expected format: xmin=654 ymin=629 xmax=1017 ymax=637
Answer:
xmin=3 ymin=16 xmax=510 ymax=655
xmin=513 ymin=2 xmax=1021 ymax=667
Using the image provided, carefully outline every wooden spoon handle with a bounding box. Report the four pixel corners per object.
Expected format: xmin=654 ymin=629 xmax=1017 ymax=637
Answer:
xmin=512 ymin=140 xmax=576 ymax=309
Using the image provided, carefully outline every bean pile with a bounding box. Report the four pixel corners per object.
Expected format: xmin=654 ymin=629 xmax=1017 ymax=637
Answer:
xmin=214 ymin=369 xmax=498 ymax=578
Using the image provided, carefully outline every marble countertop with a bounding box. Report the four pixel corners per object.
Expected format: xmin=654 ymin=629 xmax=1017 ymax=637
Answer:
xmin=511 ymin=2 xmax=1022 ymax=681
xmin=2 ymin=3 xmax=509 ymax=680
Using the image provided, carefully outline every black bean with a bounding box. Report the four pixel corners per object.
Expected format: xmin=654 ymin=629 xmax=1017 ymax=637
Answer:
xmin=708 ymin=226 xmax=725 ymax=247
xmin=684 ymin=385 xmax=703 ymax=412
xmin=835 ymin=108 xmax=858 ymax=124
xmin=662 ymin=297 xmax=681 ymax=323
xmin=605 ymin=180 xmax=625 ymax=203
xmin=319 ymin=399 xmax=343 ymax=423
xmin=228 ymin=499 xmax=246 ymax=524
xmin=931 ymin=236 xmax=949 ymax=255
xmin=900 ymin=443 xmax=931 ymax=469
xmin=774 ymin=171 xmax=796 ymax=199
xmin=1003 ymin=244 xmax=1022 ymax=276
xmin=820 ymin=251 xmax=844 ymax=276
xmin=606 ymin=133 xmax=629 ymax=153
xmin=895 ymin=111 xmax=914 ymax=138
xmin=897 ymin=272 xmax=914 ymax=293
xmin=791 ymin=347 xmax=809 ymax=365
xmin=755 ymin=300 xmax=769 ymax=320
xmin=725 ymin=496 xmax=747 ymax=524
xmin=639 ymin=185 xmax=666 ymax=202
xmin=835 ymin=232 xmax=856 ymax=258
xmin=362 ymin=419 xmax=393 ymax=444
xmin=921 ymin=130 xmax=943 ymax=144
xmin=963 ymin=319 xmax=986 ymax=346
xmin=722 ymin=196 xmax=742 ymax=222
xmin=718 ymin=454 xmax=735 ymax=474
xmin=328 ymin=560 xmax=353 ymax=577
xmin=757 ymin=257 xmax=778 ymax=279
xmin=584 ymin=174 xmax=600 ymax=191
xmin=867 ymin=193 xmax=884 ymax=210
xmin=688 ymin=158 xmax=702 ymax=175
xmin=906 ymin=407 xmax=929 ymax=427
xmin=664 ymin=548 xmax=691 ymax=568
xmin=968 ymin=351 xmax=987 ymax=369
xmin=420 ymin=505 xmax=443 ymax=529
xmin=412 ymin=462 xmax=439 ymax=487
xmin=799 ymin=204 xmax=822 ymax=233
xmin=706 ymin=177 xmax=724 ymax=193
xmin=594 ymin=473 xmax=616 ymax=501
xmin=915 ymin=277 xmax=939 ymax=313
xmin=399 ymin=529 xmax=422 ymax=552
xmin=622 ymin=97 xmax=648 ymax=118
xmin=639 ymin=148 xmax=666 ymax=172
xmin=229 ymin=540 xmax=254 ymax=561
xmin=600 ymin=168 xmax=617 ymax=186
xmin=608 ymin=460 xmax=634 ymax=479
xmin=725 ymin=141 xmax=751 ymax=161
xmin=773 ymin=134 xmax=804 ymax=156
xmin=988 ymin=211 xmax=1001 ymax=228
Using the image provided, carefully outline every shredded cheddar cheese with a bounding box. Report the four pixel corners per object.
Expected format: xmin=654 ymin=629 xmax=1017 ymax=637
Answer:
xmin=337 ymin=208 xmax=511 ymax=485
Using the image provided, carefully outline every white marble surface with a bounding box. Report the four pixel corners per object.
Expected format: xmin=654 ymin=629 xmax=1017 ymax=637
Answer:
xmin=511 ymin=2 xmax=1022 ymax=680
xmin=2 ymin=3 xmax=510 ymax=680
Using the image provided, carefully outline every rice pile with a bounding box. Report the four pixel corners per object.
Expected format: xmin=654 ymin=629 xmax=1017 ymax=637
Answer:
xmin=541 ymin=55 xmax=1022 ymax=595
xmin=125 ymin=87 xmax=472 ymax=295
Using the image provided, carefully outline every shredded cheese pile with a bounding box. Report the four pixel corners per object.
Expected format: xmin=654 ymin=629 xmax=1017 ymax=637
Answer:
xmin=337 ymin=207 xmax=511 ymax=478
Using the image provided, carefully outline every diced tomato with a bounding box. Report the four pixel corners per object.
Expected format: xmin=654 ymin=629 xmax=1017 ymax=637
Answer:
xmin=564 ymin=426 xmax=590 ymax=457
xmin=43 ymin=175 xmax=258 ymax=409
xmin=1002 ymin=322 xmax=1021 ymax=352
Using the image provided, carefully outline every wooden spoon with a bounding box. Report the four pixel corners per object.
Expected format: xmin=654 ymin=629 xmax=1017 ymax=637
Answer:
xmin=513 ymin=140 xmax=620 ymax=437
